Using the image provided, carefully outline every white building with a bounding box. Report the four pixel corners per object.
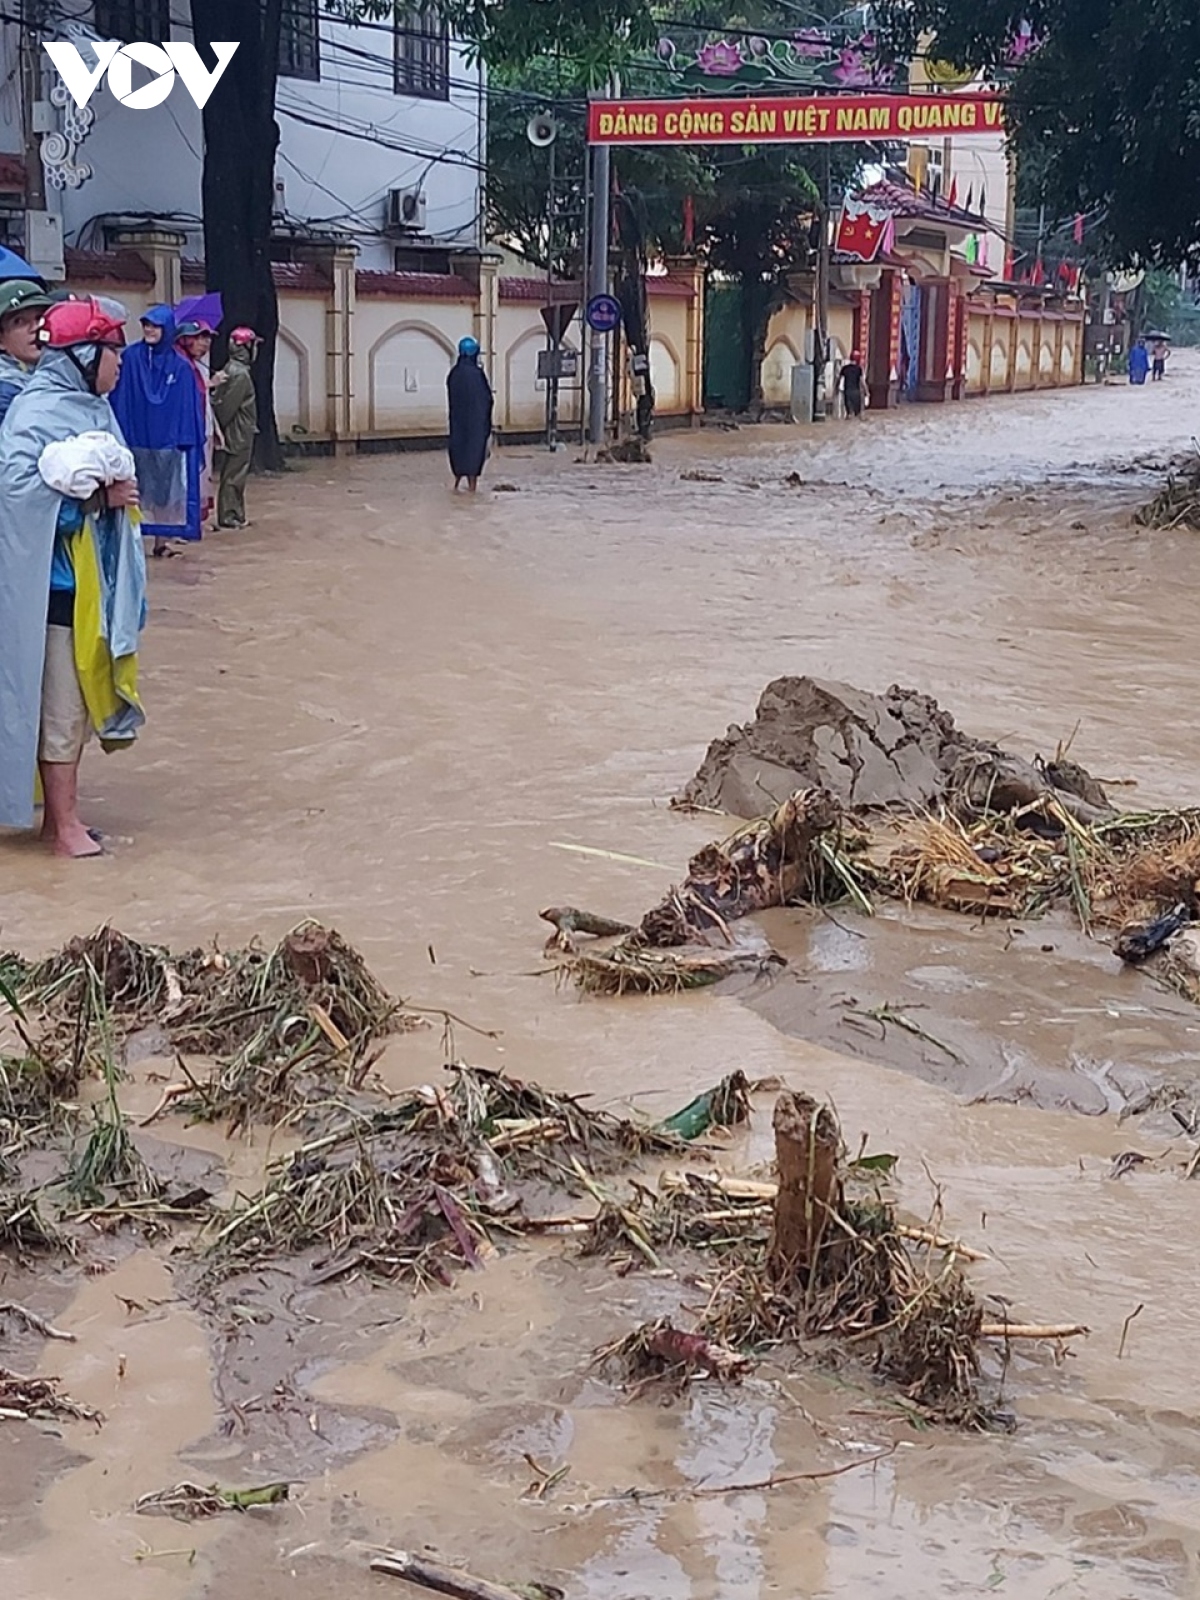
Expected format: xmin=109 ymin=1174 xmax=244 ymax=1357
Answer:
xmin=0 ymin=0 xmax=484 ymax=276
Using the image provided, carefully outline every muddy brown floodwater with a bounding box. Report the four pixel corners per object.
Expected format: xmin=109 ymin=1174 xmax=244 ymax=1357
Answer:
xmin=5 ymin=360 xmax=1200 ymax=1600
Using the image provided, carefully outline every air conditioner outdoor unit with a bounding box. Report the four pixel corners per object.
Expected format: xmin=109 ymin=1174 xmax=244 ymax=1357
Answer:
xmin=388 ymin=187 xmax=427 ymax=233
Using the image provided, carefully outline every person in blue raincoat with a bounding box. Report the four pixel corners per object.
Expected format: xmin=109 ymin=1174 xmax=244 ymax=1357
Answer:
xmin=1129 ymin=337 xmax=1150 ymax=385
xmin=446 ymin=336 xmax=493 ymax=492
xmin=110 ymin=304 xmax=205 ymax=556
xmin=0 ymin=296 xmax=146 ymax=858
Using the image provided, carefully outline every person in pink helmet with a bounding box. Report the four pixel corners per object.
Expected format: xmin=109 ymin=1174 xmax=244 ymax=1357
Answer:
xmin=212 ymin=326 xmax=260 ymax=528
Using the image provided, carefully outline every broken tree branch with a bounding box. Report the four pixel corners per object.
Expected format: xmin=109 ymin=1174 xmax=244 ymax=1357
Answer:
xmin=0 ymin=1303 xmax=76 ymax=1341
xmin=369 ymin=1551 xmax=534 ymax=1600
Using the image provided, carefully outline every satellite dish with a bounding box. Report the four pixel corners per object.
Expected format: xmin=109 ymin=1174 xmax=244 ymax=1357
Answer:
xmin=526 ymin=111 xmax=558 ymax=148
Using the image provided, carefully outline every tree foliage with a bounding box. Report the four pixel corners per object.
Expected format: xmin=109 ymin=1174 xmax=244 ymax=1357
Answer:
xmin=875 ymin=0 xmax=1200 ymax=266
xmin=338 ymin=0 xmax=656 ymax=78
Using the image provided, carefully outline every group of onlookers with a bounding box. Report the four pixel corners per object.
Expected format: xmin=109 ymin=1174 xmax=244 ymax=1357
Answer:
xmin=0 ymin=275 xmax=260 ymax=858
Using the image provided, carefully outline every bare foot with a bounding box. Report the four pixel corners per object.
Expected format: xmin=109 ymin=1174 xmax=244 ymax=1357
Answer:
xmin=50 ymin=820 xmax=104 ymax=859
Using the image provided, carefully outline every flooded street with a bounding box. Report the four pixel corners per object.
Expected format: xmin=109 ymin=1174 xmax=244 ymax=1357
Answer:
xmin=5 ymin=361 xmax=1200 ymax=1598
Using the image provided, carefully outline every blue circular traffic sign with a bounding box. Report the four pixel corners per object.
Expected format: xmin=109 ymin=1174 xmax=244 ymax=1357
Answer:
xmin=586 ymin=293 xmax=622 ymax=334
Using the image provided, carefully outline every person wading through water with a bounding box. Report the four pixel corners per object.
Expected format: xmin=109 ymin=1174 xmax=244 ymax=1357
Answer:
xmin=839 ymin=348 xmax=865 ymax=418
xmin=0 ymin=278 xmax=53 ymax=424
xmin=211 ymin=326 xmax=259 ymax=528
xmin=446 ymin=335 xmax=493 ymax=492
xmin=110 ymin=305 xmax=205 ymax=558
xmin=0 ymin=296 xmax=147 ymax=858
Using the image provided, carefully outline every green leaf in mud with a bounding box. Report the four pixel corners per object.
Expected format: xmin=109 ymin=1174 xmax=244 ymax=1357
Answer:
xmin=218 ymin=1482 xmax=290 ymax=1509
xmin=0 ymin=967 xmax=25 ymax=1020
xmin=848 ymin=1151 xmax=899 ymax=1175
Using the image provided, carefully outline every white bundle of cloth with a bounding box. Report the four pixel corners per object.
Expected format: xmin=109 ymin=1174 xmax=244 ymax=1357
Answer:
xmin=38 ymin=430 xmax=136 ymax=498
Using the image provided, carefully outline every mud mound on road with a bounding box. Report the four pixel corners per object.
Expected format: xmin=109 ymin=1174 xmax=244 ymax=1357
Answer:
xmin=678 ymin=676 xmax=1111 ymax=822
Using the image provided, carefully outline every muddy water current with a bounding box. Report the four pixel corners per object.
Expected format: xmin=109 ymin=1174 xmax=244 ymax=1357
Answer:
xmin=5 ymin=362 xmax=1200 ymax=1598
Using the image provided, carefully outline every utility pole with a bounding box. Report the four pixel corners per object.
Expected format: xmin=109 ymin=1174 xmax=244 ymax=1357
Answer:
xmin=813 ymin=147 xmax=831 ymax=421
xmin=20 ymin=0 xmax=46 ymax=213
xmin=586 ymin=86 xmax=613 ymax=446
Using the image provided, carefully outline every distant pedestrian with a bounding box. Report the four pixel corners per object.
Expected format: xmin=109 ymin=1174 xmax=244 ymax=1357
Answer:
xmin=1151 ymin=338 xmax=1169 ymax=381
xmin=211 ymin=326 xmax=259 ymax=528
xmin=110 ymin=305 xmax=205 ymax=557
xmin=839 ymin=348 xmax=865 ymax=418
xmin=447 ymin=336 xmax=493 ymax=492
xmin=1129 ymin=337 xmax=1150 ymax=385
xmin=0 ymin=278 xmax=52 ymax=426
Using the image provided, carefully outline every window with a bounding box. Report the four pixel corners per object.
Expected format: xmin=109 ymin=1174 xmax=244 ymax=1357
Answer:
xmin=94 ymin=0 xmax=170 ymax=41
xmin=279 ymin=0 xmax=320 ymax=82
xmin=394 ymin=9 xmax=449 ymax=100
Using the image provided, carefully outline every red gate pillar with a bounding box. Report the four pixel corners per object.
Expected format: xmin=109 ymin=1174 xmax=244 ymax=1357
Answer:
xmin=868 ymin=270 xmax=900 ymax=410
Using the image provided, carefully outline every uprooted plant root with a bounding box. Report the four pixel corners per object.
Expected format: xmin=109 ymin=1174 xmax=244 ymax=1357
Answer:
xmin=587 ymin=1091 xmax=1082 ymax=1428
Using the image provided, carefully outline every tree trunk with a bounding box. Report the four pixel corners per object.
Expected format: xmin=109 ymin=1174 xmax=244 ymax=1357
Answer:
xmin=742 ymin=276 xmax=783 ymax=416
xmin=766 ymin=1091 xmax=842 ymax=1287
xmin=190 ymin=0 xmax=284 ymax=470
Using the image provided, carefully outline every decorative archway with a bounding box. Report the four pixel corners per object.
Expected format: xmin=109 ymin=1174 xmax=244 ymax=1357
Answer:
xmin=367 ymin=320 xmax=457 ymax=431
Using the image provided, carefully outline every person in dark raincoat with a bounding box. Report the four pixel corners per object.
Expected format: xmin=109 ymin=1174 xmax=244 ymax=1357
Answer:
xmin=446 ymin=335 xmax=493 ymax=492
xmin=110 ymin=304 xmax=205 ymax=556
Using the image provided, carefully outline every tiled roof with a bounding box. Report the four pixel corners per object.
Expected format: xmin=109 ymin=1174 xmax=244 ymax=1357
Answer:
xmin=358 ymin=270 xmax=476 ymax=299
xmin=271 ymin=261 xmax=331 ymax=292
xmin=64 ymin=247 xmax=155 ymax=286
xmin=859 ymin=178 xmax=988 ymax=231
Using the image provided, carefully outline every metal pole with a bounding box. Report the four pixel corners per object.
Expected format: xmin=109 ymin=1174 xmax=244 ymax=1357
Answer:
xmin=544 ymin=136 xmax=556 ymax=450
xmin=21 ymin=0 xmax=46 ymax=213
xmin=586 ymin=98 xmax=612 ymax=445
xmin=813 ymin=149 xmax=831 ymax=421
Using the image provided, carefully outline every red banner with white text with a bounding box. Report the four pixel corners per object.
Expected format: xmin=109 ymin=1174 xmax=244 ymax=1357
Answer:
xmin=587 ymin=92 xmax=1005 ymax=146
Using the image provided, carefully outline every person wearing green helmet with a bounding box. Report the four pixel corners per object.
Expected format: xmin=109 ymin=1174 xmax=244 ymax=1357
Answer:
xmin=0 ymin=278 xmax=53 ymax=426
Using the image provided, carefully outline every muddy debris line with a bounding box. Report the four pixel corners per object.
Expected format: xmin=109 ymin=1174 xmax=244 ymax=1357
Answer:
xmin=0 ymin=916 xmax=1097 ymax=1590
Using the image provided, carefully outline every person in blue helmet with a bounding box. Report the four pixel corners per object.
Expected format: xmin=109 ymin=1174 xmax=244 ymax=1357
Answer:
xmin=446 ymin=334 xmax=493 ymax=492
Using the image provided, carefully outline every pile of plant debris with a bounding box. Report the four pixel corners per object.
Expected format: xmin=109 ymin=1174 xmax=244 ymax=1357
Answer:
xmin=6 ymin=921 xmax=413 ymax=1134
xmin=0 ymin=921 xmax=418 ymax=1256
xmin=1135 ymin=454 xmax=1200 ymax=531
xmin=196 ymin=1063 xmax=750 ymax=1293
xmin=2 ymin=929 xmax=1081 ymax=1428
xmin=592 ymin=1090 xmax=1085 ymax=1428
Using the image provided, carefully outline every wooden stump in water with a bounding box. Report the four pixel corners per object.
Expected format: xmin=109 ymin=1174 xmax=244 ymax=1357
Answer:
xmin=766 ymin=1091 xmax=842 ymax=1287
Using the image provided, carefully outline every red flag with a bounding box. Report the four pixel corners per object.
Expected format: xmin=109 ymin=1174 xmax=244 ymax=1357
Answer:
xmin=1073 ymin=213 xmax=1085 ymax=244
xmin=683 ymin=194 xmax=695 ymax=248
xmin=948 ymin=177 xmax=959 ymax=208
xmin=834 ymin=195 xmax=894 ymax=263
xmin=1031 ymin=257 xmax=1045 ymax=286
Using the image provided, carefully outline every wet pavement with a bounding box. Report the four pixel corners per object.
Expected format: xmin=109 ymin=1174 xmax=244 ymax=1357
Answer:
xmin=4 ymin=360 xmax=1200 ymax=1598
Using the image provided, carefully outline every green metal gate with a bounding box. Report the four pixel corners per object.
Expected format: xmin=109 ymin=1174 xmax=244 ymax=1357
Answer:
xmin=703 ymin=280 xmax=752 ymax=411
